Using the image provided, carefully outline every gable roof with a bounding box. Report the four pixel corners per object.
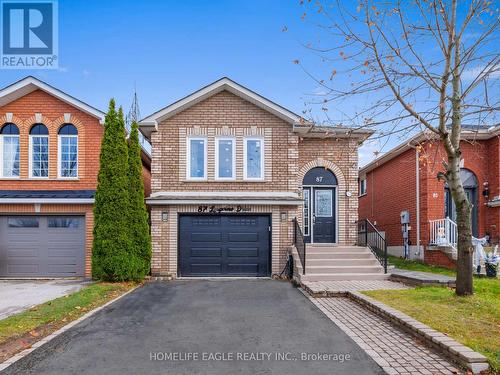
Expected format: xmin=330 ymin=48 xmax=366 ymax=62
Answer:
xmin=139 ymin=77 xmax=305 ymax=139
xmin=360 ymin=125 xmax=500 ymax=175
xmin=0 ymin=76 xmax=105 ymax=122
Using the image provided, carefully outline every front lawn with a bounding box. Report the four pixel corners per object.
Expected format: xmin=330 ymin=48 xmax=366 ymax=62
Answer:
xmin=388 ymin=255 xmax=456 ymax=276
xmin=364 ymin=277 xmax=500 ymax=372
xmin=0 ymin=282 xmax=138 ymax=362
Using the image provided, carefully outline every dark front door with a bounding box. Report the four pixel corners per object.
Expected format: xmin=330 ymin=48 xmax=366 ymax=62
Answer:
xmin=178 ymin=215 xmax=270 ymax=277
xmin=445 ymin=187 xmax=478 ymax=236
xmin=312 ymin=187 xmax=336 ymax=243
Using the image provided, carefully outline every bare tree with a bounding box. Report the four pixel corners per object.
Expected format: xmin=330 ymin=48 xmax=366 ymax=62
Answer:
xmin=293 ymin=0 xmax=499 ymax=295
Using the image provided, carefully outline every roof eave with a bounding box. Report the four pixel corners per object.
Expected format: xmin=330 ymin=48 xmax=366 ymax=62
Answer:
xmin=0 ymin=76 xmax=105 ymax=122
xmin=140 ymin=77 xmax=301 ymax=128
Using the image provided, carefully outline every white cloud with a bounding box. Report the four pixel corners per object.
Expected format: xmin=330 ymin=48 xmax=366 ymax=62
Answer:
xmin=358 ymin=140 xmax=383 ymax=168
xmin=57 ymin=66 xmax=68 ymax=73
xmin=461 ymin=65 xmax=500 ymax=81
xmin=82 ymin=69 xmax=91 ymax=76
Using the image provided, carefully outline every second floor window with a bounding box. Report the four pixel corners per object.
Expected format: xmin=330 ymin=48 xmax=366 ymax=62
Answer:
xmin=30 ymin=123 xmax=49 ymax=178
xmin=58 ymin=124 xmax=78 ymax=178
xmin=0 ymin=123 xmax=20 ymax=178
xmin=359 ymin=178 xmax=367 ymax=196
xmin=187 ymin=137 xmax=207 ymax=180
xmin=244 ymin=138 xmax=264 ymax=180
xmin=216 ymin=138 xmax=235 ymax=180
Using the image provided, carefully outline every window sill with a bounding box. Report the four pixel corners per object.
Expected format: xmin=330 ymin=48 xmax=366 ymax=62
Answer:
xmin=358 ymin=193 xmax=367 ymax=197
xmin=0 ymin=177 xmax=21 ymax=180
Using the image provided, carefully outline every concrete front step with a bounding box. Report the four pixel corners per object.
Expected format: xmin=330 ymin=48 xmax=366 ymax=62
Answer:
xmin=305 ymin=265 xmax=384 ymax=274
xmin=306 ymin=259 xmax=379 ymax=266
xmin=307 ymin=252 xmax=373 ymax=260
xmin=307 ymin=246 xmax=370 ymax=253
xmin=300 ymin=273 xmax=390 ymax=281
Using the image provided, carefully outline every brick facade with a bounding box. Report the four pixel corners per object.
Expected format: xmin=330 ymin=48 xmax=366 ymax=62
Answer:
xmin=0 ymin=85 xmax=151 ymax=278
xmin=148 ymin=89 xmax=361 ymax=277
xmin=359 ymin=134 xmax=500 ymax=266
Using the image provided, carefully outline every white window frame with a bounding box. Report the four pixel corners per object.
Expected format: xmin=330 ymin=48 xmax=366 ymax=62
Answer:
xmin=0 ymin=134 xmax=20 ymax=179
xmin=243 ymin=137 xmax=265 ymax=181
xmin=29 ymin=134 xmax=50 ymax=179
xmin=359 ymin=178 xmax=367 ymax=196
xmin=215 ymin=137 xmax=236 ymax=181
xmin=186 ymin=136 xmax=207 ymax=181
xmin=58 ymin=134 xmax=79 ymax=179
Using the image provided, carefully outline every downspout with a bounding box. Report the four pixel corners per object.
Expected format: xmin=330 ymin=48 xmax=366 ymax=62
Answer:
xmin=407 ymin=142 xmax=422 ymax=259
xmin=415 ymin=148 xmax=421 ymax=259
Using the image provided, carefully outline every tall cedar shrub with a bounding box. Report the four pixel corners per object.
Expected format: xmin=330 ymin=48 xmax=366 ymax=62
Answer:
xmin=92 ymin=101 xmax=140 ymax=281
xmin=127 ymin=121 xmax=152 ymax=277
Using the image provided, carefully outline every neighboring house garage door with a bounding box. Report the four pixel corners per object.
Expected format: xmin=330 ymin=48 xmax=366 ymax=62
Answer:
xmin=179 ymin=215 xmax=270 ymax=277
xmin=0 ymin=216 xmax=85 ymax=277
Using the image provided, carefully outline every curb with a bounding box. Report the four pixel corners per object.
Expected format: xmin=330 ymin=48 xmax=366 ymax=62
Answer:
xmin=389 ymin=273 xmax=456 ymax=287
xmin=0 ymin=284 xmax=141 ymax=373
xmin=346 ymin=291 xmax=489 ymax=374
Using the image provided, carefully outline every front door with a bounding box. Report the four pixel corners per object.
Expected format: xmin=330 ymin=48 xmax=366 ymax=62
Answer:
xmin=312 ymin=187 xmax=336 ymax=243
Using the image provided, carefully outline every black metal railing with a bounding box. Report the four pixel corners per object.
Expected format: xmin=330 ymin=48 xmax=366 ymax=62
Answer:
xmin=357 ymin=219 xmax=388 ymax=273
xmin=293 ymin=218 xmax=306 ymax=275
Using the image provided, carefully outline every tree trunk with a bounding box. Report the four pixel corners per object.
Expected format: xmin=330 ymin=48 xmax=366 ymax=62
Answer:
xmin=446 ymin=152 xmax=474 ymax=296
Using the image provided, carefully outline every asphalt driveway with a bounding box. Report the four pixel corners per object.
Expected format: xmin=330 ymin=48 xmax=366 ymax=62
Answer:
xmin=4 ymin=280 xmax=384 ymax=375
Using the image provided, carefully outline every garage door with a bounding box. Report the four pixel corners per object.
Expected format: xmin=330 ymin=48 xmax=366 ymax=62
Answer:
xmin=0 ymin=216 xmax=85 ymax=277
xmin=179 ymin=215 xmax=270 ymax=277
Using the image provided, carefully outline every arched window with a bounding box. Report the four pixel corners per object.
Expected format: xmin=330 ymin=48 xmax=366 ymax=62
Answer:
xmin=29 ymin=123 xmax=49 ymax=178
xmin=58 ymin=124 xmax=78 ymax=178
xmin=0 ymin=123 xmax=20 ymax=177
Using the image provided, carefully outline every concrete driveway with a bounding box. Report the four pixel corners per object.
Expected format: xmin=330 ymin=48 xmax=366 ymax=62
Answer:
xmin=4 ymin=280 xmax=384 ymax=375
xmin=0 ymin=280 xmax=86 ymax=320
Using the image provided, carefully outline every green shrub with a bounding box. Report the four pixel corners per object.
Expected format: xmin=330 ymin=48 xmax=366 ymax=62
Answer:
xmin=127 ymin=121 xmax=152 ymax=277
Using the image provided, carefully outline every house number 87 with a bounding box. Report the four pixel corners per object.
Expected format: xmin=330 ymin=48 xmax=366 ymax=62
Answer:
xmin=316 ymin=176 xmax=323 ymax=183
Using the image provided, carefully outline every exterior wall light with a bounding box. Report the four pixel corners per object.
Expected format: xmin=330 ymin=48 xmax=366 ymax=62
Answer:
xmin=161 ymin=212 xmax=168 ymax=222
xmin=280 ymin=212 xmax=288 ymax=222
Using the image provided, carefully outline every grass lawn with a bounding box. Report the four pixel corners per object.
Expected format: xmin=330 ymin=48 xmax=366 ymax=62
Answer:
xmin=0 ymin=282 xmax=138 ymax=361
xmin=365 ymin=258 xmax=500 ymax=372
xmin=388 ymin=255 xmax=456 ymax=276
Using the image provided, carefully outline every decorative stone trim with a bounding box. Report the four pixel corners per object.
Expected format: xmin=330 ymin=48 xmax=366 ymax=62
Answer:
xmin=348 ymin=291 xmax=489 ymax=374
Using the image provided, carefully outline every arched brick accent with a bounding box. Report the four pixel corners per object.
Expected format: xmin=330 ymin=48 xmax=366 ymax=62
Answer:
xmin=298 ymin=158 xmax=346 ymax=192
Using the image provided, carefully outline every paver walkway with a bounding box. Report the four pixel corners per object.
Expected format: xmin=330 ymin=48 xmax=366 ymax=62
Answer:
xmin=307 ymin=295 xmax=464 ymax=375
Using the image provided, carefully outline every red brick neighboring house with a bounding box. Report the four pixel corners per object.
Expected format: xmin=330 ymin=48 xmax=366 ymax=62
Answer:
xmin=0 ymin=77 xmax=151 ymax=278
xmin=358 ymin=127 xmax=500 ymax=268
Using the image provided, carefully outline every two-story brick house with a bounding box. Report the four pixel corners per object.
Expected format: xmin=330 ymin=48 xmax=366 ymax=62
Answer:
xmin=358 ymin=127 xmax=500 ymax=268
xmin=139 ymin=78 xmax=375 ymax=279
xmin=0 ymin=77 xmax=151 ymax=278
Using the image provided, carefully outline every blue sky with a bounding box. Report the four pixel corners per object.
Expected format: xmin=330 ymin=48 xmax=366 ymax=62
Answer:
xmin=1 ymin=1 xmax=320 ymax=119
xmin=3 ymin=1 xmax=494 ymax=166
